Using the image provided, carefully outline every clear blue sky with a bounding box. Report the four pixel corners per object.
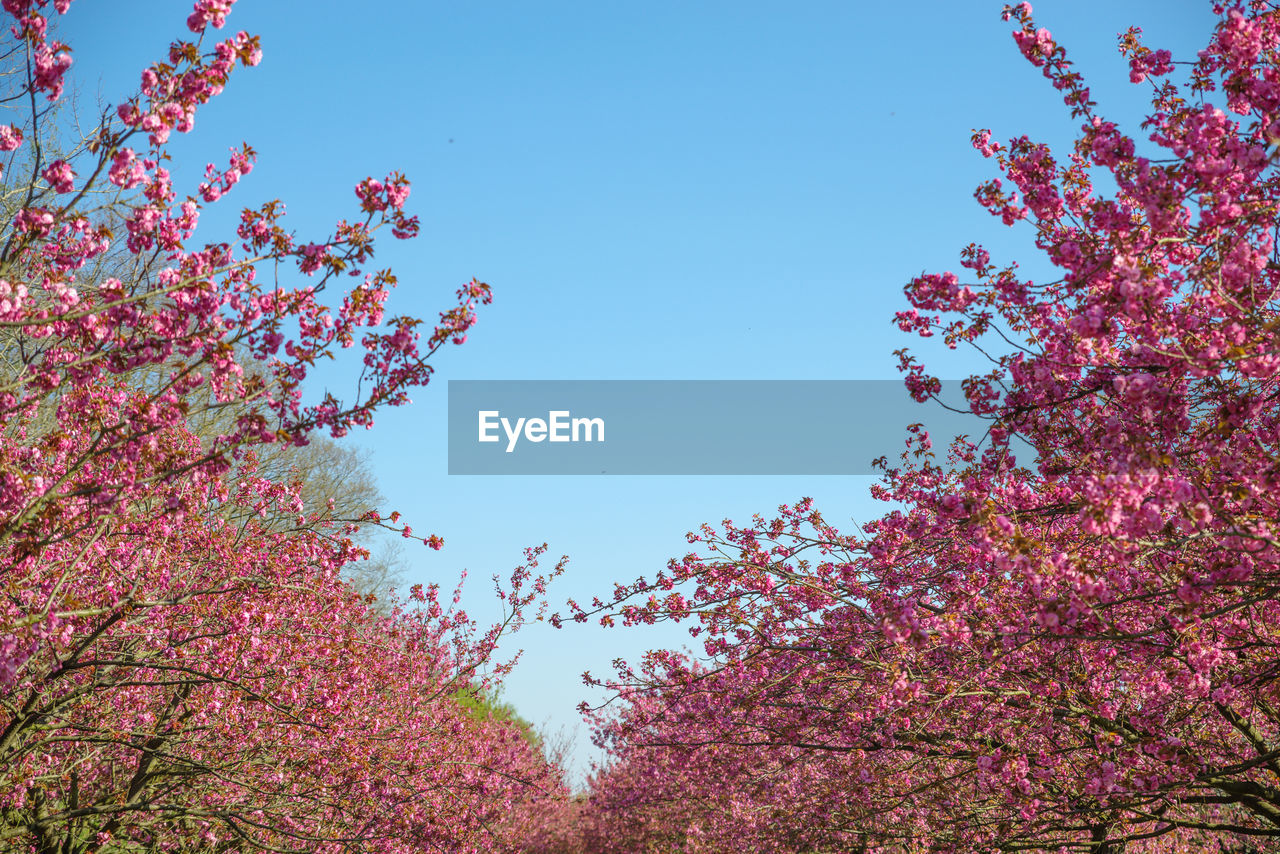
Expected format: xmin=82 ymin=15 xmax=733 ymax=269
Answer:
xmin=64 ymin=0 xmax=1213 ymax=782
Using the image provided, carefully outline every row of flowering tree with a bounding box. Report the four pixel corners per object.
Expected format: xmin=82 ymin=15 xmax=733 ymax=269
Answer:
xmin=0 ymin=1 xmax=568 ymax=852
xmin=540 ymin=2 xmax=1280 ymax=852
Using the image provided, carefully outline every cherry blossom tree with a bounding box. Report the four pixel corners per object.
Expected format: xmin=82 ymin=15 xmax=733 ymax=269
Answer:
xmin=2 ymin=448 xmax=565 ymax=853
xmin=0 ymin=1 xmax=567 ymax=851
xmin=559 ymin=2 xmax=1280 ymax=851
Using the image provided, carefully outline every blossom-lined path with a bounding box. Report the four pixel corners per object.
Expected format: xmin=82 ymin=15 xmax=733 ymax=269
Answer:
xmin=5 ymin=1 xmax=1280 ymax=852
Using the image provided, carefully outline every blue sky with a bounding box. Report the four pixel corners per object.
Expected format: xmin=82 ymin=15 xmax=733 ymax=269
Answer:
xmin=64 ymin=0 xmax=1213 ymax=782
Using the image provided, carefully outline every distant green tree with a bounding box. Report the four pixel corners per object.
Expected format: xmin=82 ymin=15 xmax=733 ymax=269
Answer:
xmin=453 ymin=685 xmax=543 ymax=751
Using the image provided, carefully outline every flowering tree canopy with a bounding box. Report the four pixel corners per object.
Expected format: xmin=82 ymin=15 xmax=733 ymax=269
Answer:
xmin=556 ymin=3 xmax=1280 ymax=852
xmin=0 ymin=1 xmax=566 ymax=852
